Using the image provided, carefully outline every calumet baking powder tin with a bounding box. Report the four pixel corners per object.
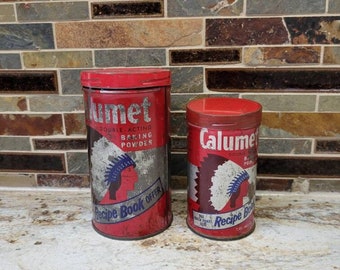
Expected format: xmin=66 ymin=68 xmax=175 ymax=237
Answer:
xmin=81 ymin=68 xmax=172 ymax=240
xmin=186 ymin=97 xmax=262 ymax=240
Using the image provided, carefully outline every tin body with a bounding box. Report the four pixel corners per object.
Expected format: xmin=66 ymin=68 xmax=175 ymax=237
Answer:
xmin=186 ymin=97 xmax=262 ymax=240
xmin=81 ymin=68 xmax=172 ymax=240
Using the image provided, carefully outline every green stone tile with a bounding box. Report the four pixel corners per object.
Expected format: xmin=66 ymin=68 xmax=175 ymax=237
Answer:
xmin=95 ymin=49 xmax=166 ymax=67
xmin=0 ymin=96 xmax=27 ymax=111
xmin=170 ymin=67 xmax=203 ymax=93
xmin=259 ymin=138 xmax=312 ymax=154
xmin=67 ymin=152 xmax=88 ymax=174
xmin=319 ymin=95 xmax=340 ymax=111
xmin=0 ymin=5 xmax=16 ymax=22
xmin=29 ymin=95 xmax=84 ymax=112
xmin=0 ymin=137 xmax=31 ymax=151
xmin=247 ymin=0 xmax=325 ymax=15
xmin=241 ymin=94 xmax=317 ymax=111
xmin=16 ymin=2 xmax=89 ymax=21
xmin=23 ymin=51 xmax=92 ymax=68
xmin=0 ymin=53 xmax=22 ymax=69
xmin=0 ymin=23 xmax=54 ymax=50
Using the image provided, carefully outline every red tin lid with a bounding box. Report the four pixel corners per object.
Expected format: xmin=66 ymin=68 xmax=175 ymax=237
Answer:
xmin=187 ymin=97 xmax=262 ymax=129
xmin=81 ymin=68 xmax=171 ymax=89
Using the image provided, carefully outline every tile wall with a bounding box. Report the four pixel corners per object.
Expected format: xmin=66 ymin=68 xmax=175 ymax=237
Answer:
xmin=0 ymin=0 xmax=339 ymax=192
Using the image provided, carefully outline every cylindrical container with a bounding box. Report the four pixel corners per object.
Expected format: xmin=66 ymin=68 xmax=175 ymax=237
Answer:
xmin=186 ymin=97 xmax=262 ymax=240
xmin=81 ymin=68 xmax=172 ymax=240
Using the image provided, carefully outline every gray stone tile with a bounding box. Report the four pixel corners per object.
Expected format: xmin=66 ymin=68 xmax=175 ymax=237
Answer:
xmin=95 ymin=49 xmax=165 ymax=67
xmin=29 ymin=95 xmax=84 ymax=112
xmin=0 ymin=137 xmax=31 ymax=151
xmin=319 ymin=95 xmax=340 ymax=111
xmin=241 ymin=94 xmax=317 ymax=111
xmin=329 ymin=0 xmax=340 ymax=13
xmin=67 ymin=152 xmax=88 ymax=174
xmin=168 ymin=0 xmax=243 ymax=17
xmin=16 ymin=2 xmax=89 ymax=21
xmin=0 ymin=54 xmax=21 ymax=69
xmin=0 ymin=23 xmax=54 ymax=50
xmin=259 ymin=138 xmax=312 ymax=154
xmin=60 ymin=69 xmax=82 ymax=95
xmin=170 ymin=67 xmax=203 ymax=93
xmin=247 ymin=0 xmax=325 ymax=15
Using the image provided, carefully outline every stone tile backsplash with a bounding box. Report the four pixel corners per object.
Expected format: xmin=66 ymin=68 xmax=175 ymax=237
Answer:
xmin=0 ymin=0 xmax=339 ymax=192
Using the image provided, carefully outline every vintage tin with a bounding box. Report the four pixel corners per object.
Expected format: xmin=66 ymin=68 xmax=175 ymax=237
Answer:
xmin=81 ymin=68 xmax=172 ymax=240
xmin=186 ymin=97 xmax=262 ymax=240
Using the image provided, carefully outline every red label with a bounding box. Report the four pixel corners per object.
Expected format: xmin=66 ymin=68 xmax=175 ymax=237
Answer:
xmin=187 ymin=125 xmax=258 ymax=239
xmin=84 ymin=89 xmax=167 ymax=151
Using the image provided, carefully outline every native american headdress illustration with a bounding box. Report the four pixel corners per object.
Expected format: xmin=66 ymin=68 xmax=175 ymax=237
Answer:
xmin=104 ymin=153 xmax=136 ymax=200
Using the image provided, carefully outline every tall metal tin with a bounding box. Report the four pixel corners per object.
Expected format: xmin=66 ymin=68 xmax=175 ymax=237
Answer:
xmin=81 ymin=68 xmax=172 ymax=240
xmin=186 ymin=97 xmax=262 ymax=240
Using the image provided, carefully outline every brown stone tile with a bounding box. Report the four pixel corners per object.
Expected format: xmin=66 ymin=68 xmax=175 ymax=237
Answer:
xmin=206 ymin=68 xmax=340 ymax=92
xmin=23 ymin=51 xmax=93 ymax=68
xmin=315 ymin=140 xmax=340 ymax=153
xmin=244 ymin=46 xmax=321 ymax=65
xmin=64 ymin=113 xmax=86 ymax=135
xmin=206 ymin=18 xmax=289 ymax=46
xmin=324 ymin=46 xmax=340 ymax=64
xmin=0 ymin=173 xmax=36 ymax=187
xmin=92 ymin=1 xmax=163 ymax=18
xmin=55 ymin=19 xmax=203 ymax=48
xmin=285 ymin=16 xmax=340 ymax=44
xmin=170 ymin=48 xmax=241 ymax=65
xmin=170 ymin=176 xmax=187 ymax=190
xmin=261 ymin=112 xmax=340 ymax=137
xmin=256 ymin=178 xmax=293 ymax=191
xmin=0 ymin=114 xmax=63 ymax=136
xmin=0 ymin=71 xmax=57 ymax=94
xmin=0 ymin=153 xmax=65 ymax=172
xmin=258 ymin=156 xmax=340 ymax=178
xmin=33 ymin=138 xmax=87 ymax=150
xmin=37 ymin=174 xmax=89 ymax=188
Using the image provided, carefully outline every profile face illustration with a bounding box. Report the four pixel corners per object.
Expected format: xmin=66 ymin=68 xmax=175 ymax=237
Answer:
xmin=192 ymin=154 xmax=250 ymax=213
xmin=102 ymin=153 xmax=137 ymax=203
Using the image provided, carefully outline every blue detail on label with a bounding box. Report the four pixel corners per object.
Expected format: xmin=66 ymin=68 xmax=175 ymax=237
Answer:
xmin=104 ymin=154 xmax=136 ymax=185
xmin=193 ymin=197 xmax=255 ymax=230
xmin=94 ymin=177 xmax=164 ymax=224
xmin=227 ymin=170 xmax=249 ymax=197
